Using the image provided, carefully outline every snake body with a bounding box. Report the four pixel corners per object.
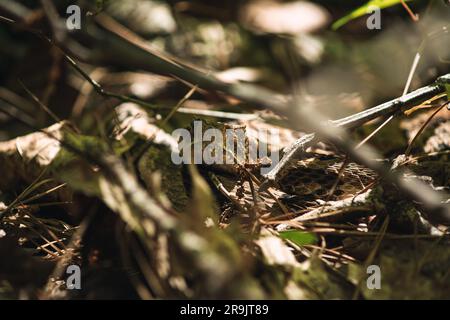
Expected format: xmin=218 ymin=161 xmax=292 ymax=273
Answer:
xmin=194 ymin=120 xmax=378 ymax=218
xmin=277 ymin=155 xmax=377 ymax=201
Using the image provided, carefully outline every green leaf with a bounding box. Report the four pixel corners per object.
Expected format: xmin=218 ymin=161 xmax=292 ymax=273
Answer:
xmin=279 ymin=230 xmax=317 ymax=246
xmin=332 ymin=0 xmax=411 ymax=30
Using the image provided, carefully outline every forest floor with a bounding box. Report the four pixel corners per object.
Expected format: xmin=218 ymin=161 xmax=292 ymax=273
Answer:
xmin=0 ymin=0 xmax=449 ymax=299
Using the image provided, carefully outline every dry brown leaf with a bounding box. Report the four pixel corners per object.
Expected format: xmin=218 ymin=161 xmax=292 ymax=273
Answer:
xmin=240 ymin=0 xmax=330 ymax=35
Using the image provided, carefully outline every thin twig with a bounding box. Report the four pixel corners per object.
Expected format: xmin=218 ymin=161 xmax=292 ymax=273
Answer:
xmin=400 ymin=0 xmax=419 ymax=21
xmin=405 ymin=101 xmax=449 ymax=156
xmin=18 ymin=79 xmax=61 ymax=123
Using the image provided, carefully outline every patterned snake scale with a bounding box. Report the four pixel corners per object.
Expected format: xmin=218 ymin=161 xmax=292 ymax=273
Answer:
xmin=277 ymin=155 xmax=377 ymax=201
xmin=194 ymin=119 xmax=378 ymax=217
